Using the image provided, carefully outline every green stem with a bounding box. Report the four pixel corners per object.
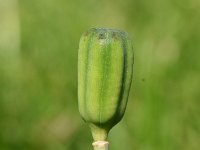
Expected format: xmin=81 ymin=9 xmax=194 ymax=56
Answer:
xmin=92 ymin=141 xmax=109 ymax=150
xmin=89 ymin=124 xmax=108 ymax=141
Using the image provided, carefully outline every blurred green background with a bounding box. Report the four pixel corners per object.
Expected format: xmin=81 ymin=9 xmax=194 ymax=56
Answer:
xmin=0 ymin=0 xmax=200 ymax=150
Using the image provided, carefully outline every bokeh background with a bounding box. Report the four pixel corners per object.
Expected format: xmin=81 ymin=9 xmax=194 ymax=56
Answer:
xmin=0 ymin=0 xmax=200 ymax=150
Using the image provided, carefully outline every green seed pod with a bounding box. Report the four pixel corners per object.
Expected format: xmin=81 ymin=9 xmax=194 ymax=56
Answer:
xmin=78 ymin=28 xmax=134 ymax=141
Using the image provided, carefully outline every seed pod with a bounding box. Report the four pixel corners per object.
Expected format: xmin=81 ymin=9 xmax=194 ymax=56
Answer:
xmin=78 ymin=28 xmax=134 ymax=141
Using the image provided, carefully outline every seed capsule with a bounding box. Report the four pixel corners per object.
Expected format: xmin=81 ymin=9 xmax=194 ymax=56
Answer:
xmin=78 ymin=28 xmax=134 ymax=141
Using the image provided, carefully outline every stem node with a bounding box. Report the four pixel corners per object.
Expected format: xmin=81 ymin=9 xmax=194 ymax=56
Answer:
xmin=92 ymin=141 xmax=109 ymax=150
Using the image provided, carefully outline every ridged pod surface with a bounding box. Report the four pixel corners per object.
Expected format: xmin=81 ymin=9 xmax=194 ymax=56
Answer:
xmin=78 ymin=28 xmax=134 ymax=141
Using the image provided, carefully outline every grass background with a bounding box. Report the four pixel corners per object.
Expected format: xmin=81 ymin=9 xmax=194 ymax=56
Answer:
xmin=0 ymin=0 xmax=200 ymax=150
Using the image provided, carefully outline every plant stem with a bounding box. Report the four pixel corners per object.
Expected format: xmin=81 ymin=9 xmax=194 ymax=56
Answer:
xmin=89 ymin=124 xmax=108 ymax=141
xmin=92 ymin=141 xmax=109 ymax=150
